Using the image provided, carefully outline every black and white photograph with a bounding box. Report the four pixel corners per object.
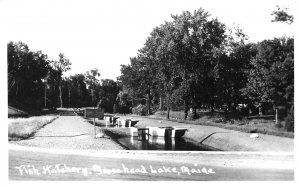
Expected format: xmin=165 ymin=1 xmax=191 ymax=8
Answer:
xmin=1 ymin=0 xmax=298 ymax=186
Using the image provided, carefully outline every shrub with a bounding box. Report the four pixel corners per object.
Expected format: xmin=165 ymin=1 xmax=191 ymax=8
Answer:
xmin=113 ymin=104 xmax=118 ymax=114
xmin=132 ymin=104 xmax=147 ymax=116
xmin=285 ymin=115 xmax=294 ymax=132
xmin=275 ymin=122 xmax=283 ymax=129
xmin=284 ymin=105 xmax=294 ymax=132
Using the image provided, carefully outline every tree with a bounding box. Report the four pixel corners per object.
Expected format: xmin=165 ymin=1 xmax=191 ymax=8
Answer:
xmin=98 ymin=79 xmax=120 ymax=112
xmin=241 ymin=37 xmax=294 ymax=118
xmin=52 ymin=53 xmax=71 ymax=108
xmin=68 ymin=74 xmax=90 ymax=107
xmin=153 ymin=21 xmax=179 ymax=119
xmin=118 ymin=8 xmax=227 ymax=119
xmin=62 ymin=77 xmax=72 ymax=108
xmin=119 ymin=54 xmax=158 ymax=115
xmin=271 ymin=6 xmax=293 ymax=24
xmin=116 ymin=90 xmax=132 ymax=113
xmin=170 ymin=9 xmax=227 ymax=118
xmin=8 ymin=41 xmax=50 ymax=110
xmin=84 ymin=68 xmax=101 ymax=107
xmin=215 ymin=43 xmax=256 ymax=115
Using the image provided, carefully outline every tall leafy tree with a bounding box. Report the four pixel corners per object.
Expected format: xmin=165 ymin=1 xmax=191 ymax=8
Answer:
xmin=69 ymin=74 xmax=90 ymax=107
xmin=8 ymin=41 xmax=50 ymax=110
xmin=98 ymin=79 xmax=120 ymax=112
xmin=170 ymin=9 xmax=227 ymax=118
xmin=241 ymin=37 xmax=294 ymax=117
xmin=84 ymin=68 xmax=101 ymax=107
xmin=153 ymin=21 xmax=180 ymax=119
xmin=52 ymin=53 xmax=71 ymax=108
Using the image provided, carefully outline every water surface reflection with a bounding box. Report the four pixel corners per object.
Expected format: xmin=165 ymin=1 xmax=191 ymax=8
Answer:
xmin=117 ymin=136 xmax=213 ymax=151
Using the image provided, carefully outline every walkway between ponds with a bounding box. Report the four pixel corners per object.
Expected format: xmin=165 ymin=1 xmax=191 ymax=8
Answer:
xmin=10 ymin=115 xmax=124 ymax=150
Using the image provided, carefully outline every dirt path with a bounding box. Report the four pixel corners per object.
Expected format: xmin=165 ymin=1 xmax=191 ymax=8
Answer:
xmin=9 ymin=114 xmax=124 ymax=150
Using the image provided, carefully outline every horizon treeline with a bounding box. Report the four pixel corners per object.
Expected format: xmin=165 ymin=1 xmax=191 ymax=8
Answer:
xmin=7 ymin=41 xmax=121 ymax=113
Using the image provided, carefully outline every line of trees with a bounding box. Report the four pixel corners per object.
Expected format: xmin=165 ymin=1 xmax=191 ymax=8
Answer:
xmin=8 ymin=42 xmax=121 ymax=113
xmin=117 ymin=8 xmax=294 ymax=130
xmin=8 ymin=41 xmax=70 ymax=110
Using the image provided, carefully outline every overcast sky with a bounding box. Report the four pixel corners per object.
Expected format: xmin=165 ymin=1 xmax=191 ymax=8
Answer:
xmin=0 ymin=0 xmax=296 ymax=80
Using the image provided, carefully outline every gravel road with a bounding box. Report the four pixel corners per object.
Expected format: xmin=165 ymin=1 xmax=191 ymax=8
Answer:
xmin=9 ymin=114 xmax=124 ymax=150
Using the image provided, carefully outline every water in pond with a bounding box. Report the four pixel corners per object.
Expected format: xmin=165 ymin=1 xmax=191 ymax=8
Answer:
xmin=116 ymin=136 xmax=214 ymax=151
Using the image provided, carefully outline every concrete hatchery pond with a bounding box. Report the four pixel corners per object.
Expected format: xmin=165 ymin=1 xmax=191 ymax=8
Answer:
xmin=115 ymin=136 xmax=215 ymax=151
xmin=102 ymin=128 xmax=217 ymax=151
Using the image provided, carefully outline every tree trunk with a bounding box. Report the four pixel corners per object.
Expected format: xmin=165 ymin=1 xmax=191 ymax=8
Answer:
xmin=159 ymin=96 xmax=163 ymax=110
xmin=166 ymin=93 xmax=170 ymax=119
xmin=44 ymin=84 xmax=47 ymax=108
xmin=16 ymin=81 xmax=19 ymax=99
xmin=184 ymin=98 xmax=189 ymax=120
xmin=190 ymin=97 xmax=197 ymax=119
xmin=210 ymin=103 xmax=214 ymax=113
xmin=191 ymin=107 xmax=197 ymax=120
xmin=68 ymin=88 xmax=71 ymax=108
xmin=248 ymin=104 xmax=252 ymax=116
xmin=59 ymin=85 xmax=63 ymax=108
xmin=258 ymin=103 xmax=262 ymax=116
xmin=147 ymin=86 xmax=151 ymax=115
xmin=273 ymin=104 xmax=278 ymax=124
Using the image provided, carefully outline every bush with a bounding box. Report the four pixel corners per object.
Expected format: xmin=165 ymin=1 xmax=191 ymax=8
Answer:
xmin=275 ymin=122 xmax=283 ymax=129
xmin=284 ymin=105 xmax=294 ymax=132
xmin=285 ymin=115 xmax=294 ymax=132
xmin=117 ymin=106 xmax=132 ymax=114
xmin=132 ymin=104 xmax=147 ymax=116
xmin=113 ymin=104 xmax=118 ymax=114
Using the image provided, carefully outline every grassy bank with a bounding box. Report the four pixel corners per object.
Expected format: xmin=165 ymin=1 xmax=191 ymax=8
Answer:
xmin=8 ymin=116 xmax=58 ymax=140
xmin=149 ymin=111 xmax=294 ymax=138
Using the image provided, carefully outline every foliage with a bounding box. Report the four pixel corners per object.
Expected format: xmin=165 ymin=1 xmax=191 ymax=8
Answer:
xmin=116 ymin=90 xmax=132 ymax=114
xmin=84 ymin=68 xmax=101 ymax=106
xmin=271 ymin=6 xmax=293 ymax=24
xmin=7 ymin=42 xmax=121 ymax=112
xmin=62 ymin=74 xmax=90 ymax=108
xmin=132 ymin=104 xmax=147 ymax=116
xmin=117 ymin=7 xmax=294 ymax=132
xmin=98 ymin=79 xmax=120 ymax=112
xmin=241 ymin=37 xmax=294 ymax=118
xmin=8 ymin=41 xmax=51 ymax=109
xmin=51 ymin=53 xmax=72 ymax=107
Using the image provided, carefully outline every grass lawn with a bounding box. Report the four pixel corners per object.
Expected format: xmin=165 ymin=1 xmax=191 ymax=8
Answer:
xmin=150 ymin=111 xmax=294 ymax=138
xmin=8 ymin=115 xmax=58 ymax=140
